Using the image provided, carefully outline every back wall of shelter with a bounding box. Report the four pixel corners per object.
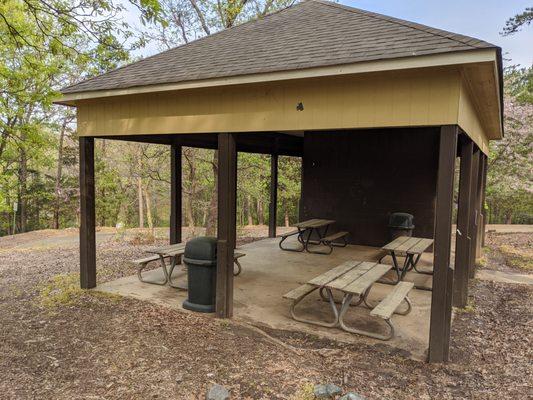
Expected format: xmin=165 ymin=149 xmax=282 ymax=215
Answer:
xmin=300 ymin=128 xmax=440 ymax=247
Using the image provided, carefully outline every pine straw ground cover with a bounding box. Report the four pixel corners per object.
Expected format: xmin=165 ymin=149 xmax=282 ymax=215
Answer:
xmin=0 ymin=230 xmax=531 ymax=399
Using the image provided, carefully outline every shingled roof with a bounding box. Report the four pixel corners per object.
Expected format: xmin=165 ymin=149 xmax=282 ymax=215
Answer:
xmin=62 ymin=0 xmax=496 ymax=94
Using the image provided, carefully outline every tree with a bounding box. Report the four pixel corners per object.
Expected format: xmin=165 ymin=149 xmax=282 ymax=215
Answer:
xmin=146 ymin=0 xmax=295 ymax=48
xmin=486 ymin=67 xmax=533 ymax=224
xmin=0 ymin=0 xmax=163 ymax=55
xmin=502 ymin=7 xmax=533 ymax=35
xmin=145 ymin=0 xmax=297 ymax=235
xmin=0 ymin=0 xmax=137 ymax=235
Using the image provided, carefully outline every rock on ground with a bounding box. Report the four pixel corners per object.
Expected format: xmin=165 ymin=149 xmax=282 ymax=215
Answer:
xmin=206 ymin=383 xmax=230 ymax=400
xmin=314 ymin=383 xmax=343 ymax=398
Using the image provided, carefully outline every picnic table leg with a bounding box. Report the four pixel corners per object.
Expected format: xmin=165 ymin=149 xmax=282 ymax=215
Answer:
xmin=411 ymin=253 xmax=433 ymax=275
xmin=400 ymin=255 xmax=411 ymax=280
xmin=137 ymin=254 xmax=170 ymax=285
xmin=279 ymin=229 xmax=306 ymax=252
xmin=168 ymin=255 xmax=187 ymax=289
xmin=158 ymin=254 xmax=170 ymax=285
xmin=303 ymin=227 xmax=315 ymax=249
xmin=319 ymin=287 xmax=365 ymax=307
xmin=233 ymin=258 xmax=242 ymax=276
xmin=290 ymin=287 xmax=339 ymax=328
xmin=390 ymin=251 xmax=402 ymax=283
xmin=338 ymin=293 xmax=396 ymax=341
xmin=306 ymin=226 xmax=342 ymax=255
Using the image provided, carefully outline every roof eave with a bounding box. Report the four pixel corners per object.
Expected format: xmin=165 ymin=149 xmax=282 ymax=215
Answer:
xmin=54 ymin=48 xmax=499 ymax=107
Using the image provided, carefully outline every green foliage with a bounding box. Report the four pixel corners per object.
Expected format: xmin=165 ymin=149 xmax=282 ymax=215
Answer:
xmin=505 ymin=65 xmax=533 ymax=105
xmin=278 ymin=156 xmax=302 ymax=226
xmin=485 ymin=66 xmax=533 ymax=224
xmin=2 ymin=0 xmax=530 ymax=239
xmin=289 ymin=382 xmax=315 ymax=400
xmin=498 ymin=244 xmax=533 ymax=271
xmin=502 ymin=7 xmax=533 ymax=36
xmin=39 ymin=273 xmax=122 ymax=309
xmin=0 ymin=0 xmax=164 ymax=55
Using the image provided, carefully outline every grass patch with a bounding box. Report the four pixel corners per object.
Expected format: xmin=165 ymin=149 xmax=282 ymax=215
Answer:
xmin=289 ymin=383 xmax=315 ymax=400
xmin=476 ymin=255 xmax=488 ymax=269
xmin=498 ymin=245 xmax=533 ymax=271
xmin=39 ymin=273 xmax=122 ymax=309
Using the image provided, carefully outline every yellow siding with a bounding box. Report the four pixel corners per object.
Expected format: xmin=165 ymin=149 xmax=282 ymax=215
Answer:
xmin=457 ymin=79 xmax=491 ymax=154
xmin=77 ymin=68 xmax=462 ymax=137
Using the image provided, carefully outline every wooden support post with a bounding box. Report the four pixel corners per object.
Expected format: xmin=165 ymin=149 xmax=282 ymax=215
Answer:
xmin=476 ymin=155 xmax=486 ymax=258
xmin=79 ymin=137 xmax=96 ymax=289
xmin=170 ymin=144 xmax=182 ymax=244
xmin=453 ymin=139 xmax=473 ymax=308
xmin=428 ymin=125 xmax=458 ymax=363
xmin=480 ymin=154 xmax=488 ymax=248
xmin=216 ymin=133 xmax=237 ymax=318
xmin=468 ymin=149 xmax=480 ymax=278
xmin=269 ymin=154 xmax=278 ymax=238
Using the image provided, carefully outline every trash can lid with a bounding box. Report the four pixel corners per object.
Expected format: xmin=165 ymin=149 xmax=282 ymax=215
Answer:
xmin=388 ymin=212 xmax=415 ymax=229
xmin=184 ymin=236 xmax=217 ymax=261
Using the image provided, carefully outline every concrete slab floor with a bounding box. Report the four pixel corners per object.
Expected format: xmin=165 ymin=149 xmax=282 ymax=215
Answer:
xmin=97 ymin=237 xmax=435 ymax=360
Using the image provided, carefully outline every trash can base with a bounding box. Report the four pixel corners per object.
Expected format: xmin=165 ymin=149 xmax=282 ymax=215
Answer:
xmin=183 ymin=300 xmax=215 ymax=313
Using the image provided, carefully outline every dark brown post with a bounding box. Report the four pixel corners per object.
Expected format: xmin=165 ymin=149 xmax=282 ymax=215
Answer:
xmin=79 ymin=137 xmax=96 ymax=289
xmin=269 ymin=154 xmax=278 ymax=238
xmin=480 ymin=154 xmax=488 ymax=248
xmin=468 ymin=149 xmax=480 ymax=278
xmin=428 ymin=125 xmax=458 ymax=363
xmin=170 ymin=144 xmax=182 ymax=244
xmin=453 ymin=139 xmax=473 ymax=308
xmin=476 ymin=154 xmax=486 ymax=258
xmin=216 ymin=133 xmax=237 ymax=318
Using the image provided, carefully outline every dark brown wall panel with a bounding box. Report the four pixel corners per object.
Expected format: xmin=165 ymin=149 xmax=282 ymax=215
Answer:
xmin=301 ymin=128 xmax=439 ymax=247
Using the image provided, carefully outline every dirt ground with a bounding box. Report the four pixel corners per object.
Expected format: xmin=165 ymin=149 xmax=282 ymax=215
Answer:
xmin=0 ymin=228 xmax=531 ymax=399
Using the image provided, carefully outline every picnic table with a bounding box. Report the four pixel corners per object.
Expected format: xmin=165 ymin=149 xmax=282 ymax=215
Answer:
xmin=380 ymin=236 xmax=434 ymax=284
xmin=283 ymin=260 xmax=413 ymax=340
xmin=145 ymin=243 xmax=187 ymax=288
xmin=279 ymin=218 xmax=348 ymax=254
xmin=133 ymin=242 xmax=245 ymax=289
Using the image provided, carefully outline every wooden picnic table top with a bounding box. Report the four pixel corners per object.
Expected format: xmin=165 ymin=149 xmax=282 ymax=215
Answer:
xmin=294 ymin=218 xmax=336 ymax=229
xmin=306 ymin=260 xmax=392 ymax=296
xmin=382 ymin=236 xmax=434 ymax=255
xmin=146 ymin=242 xmax=186 ymax=256
xmin=146 ymin=243 xmax=245 ymax=258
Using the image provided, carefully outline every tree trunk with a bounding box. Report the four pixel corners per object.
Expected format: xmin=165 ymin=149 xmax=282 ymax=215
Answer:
xmin=19 ymin=148 xmax=28 ymax=232
xmin=505 ymin=212 xmax=512 ymax=224
xmin=185 ymin=149 xmax=197 ymax=229
xmin=53 ymin=120 xmax=67 ymax=229
xmin=138 ymin=176 xmax=144 ymax=228
xmin=144 ymin=185 xmax=154 ymax=235
xmin=184 ymin=196 xmax=195 ymax=229
xmin=257 ymin=198 xmax=264 ymax=225
xmin=284 ymin=207 xmax=290 ymax=228
xmin=205 ymin=151 xmax=218 ymax=236
xmin=246 ymin=194 xmax=253 ymax=226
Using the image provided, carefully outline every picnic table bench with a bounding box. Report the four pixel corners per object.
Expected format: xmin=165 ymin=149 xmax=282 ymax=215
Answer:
xmin=279 ymin=218 xmax=348 ymax=254
xmin=379 ymin=236 xmax=434 ymax=285
xmin=133 ymin=243 xmax=245 ymax=288
xmin=283 ymin=260 xmax=413 ymax=340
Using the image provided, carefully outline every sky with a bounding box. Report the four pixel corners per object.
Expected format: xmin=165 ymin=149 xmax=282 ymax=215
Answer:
xmin=129 ymin=0 xmax=532 ymax=67
xmin=344 ymin=0 xmax=532 ymax=67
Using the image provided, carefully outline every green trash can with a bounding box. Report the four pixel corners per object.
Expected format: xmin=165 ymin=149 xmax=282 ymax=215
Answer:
xmin=388 ymin=212 xmax=415 ymax=240
xmin=182 ymin=237 xmax=217 ymax=313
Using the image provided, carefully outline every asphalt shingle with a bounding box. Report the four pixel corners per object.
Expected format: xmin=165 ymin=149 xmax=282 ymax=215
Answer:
xmin=61 ymin=0 xmax=496 ymax=94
